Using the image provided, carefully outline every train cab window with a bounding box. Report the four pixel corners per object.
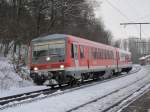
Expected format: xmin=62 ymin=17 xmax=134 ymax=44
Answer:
xmin=71 ymin=44 xmax=74 ymax=58
xmin=80 ymin=46 xmax=84 ymax=59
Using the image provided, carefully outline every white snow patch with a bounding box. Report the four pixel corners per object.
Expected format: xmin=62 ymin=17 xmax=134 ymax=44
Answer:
xmin=0 ymin=57 xmax=23 ymax=90
xmin=0 ymin=86 xmax=49 ymax=98
xmin=0 ymin=57 xmax=50 ymax=98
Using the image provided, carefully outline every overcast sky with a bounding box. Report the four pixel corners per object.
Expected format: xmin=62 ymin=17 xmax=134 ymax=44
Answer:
xmin=94 ymin=0 xmax=150 ymax=40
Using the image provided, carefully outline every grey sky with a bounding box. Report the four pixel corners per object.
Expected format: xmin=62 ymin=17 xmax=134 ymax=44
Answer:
xmin=94 ymin=0 xmax=150 ymax=40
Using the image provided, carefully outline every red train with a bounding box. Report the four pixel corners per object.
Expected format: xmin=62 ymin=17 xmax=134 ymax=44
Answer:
xmin=29 ymin=34 xmax=132 ymax=85
xmin=139 ymin=55 xmax=150 ymax=65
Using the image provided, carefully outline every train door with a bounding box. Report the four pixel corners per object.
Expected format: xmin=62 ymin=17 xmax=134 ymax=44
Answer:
xmin=73 ymin=43 xmax=79 ymax=68
xmin=116 ymin=50 xmax=121 ymax=72
xmin=88 ymin=47 xmax=91 ymax=69
xmin=116 ymin=51 xmax=119 ymax=71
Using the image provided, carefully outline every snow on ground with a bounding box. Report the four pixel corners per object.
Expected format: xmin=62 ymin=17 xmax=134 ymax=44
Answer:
xmin=0 ymin=57 xmax=49 ymax=98
xmin=73 ymin=72 xmax=150 ymax=112
xmin=1 ymin=66 xmax=150 ymax=112
xmin=0 ymin=86 xmax=49 ymax=98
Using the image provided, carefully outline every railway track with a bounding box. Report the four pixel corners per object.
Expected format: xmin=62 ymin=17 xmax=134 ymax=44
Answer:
xmin=107 ymin=81 xmax=150 ymax=112
xmin=101 ymin=83 xmax=150 ymax=112
xmin=66 ymin=72 xmax=149 ymax=112
xmin=0 ymin=88 xmax=52 ymax=106
xmin=0 ymin=66 xmax=141 ymax=110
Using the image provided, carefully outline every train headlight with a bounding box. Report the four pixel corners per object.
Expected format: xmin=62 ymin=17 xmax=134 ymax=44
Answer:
xmin=60 ymin=65 xmax=64 ymax=69
xmin=46 ymin=57 xmax=51 ymax=61
xmin=34 ymin=67 xmax=38 ymax=71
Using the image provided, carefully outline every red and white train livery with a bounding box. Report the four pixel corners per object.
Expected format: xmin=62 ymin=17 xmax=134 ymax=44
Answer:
xmin=29 ymin=34 xmax=132 ymax=85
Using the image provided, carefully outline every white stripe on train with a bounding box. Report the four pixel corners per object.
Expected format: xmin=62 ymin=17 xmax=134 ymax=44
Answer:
xmin=32 ymin=64 xmax=132 ymax=72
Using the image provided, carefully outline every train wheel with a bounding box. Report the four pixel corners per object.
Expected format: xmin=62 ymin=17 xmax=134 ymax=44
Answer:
xmin=51 ymin=85 xmax=54 ymax=89
xmin=59 ymin=84 xmax=62 ymax=87
xmin=109 ymin=70 xmax=113 ymax=78
xmin=66 ymin=75 xmax=76 ymax=87
xmin=92 ymin=73 xmax=100 ymax=80
xmin=70 ymin=79 xmax=75 ymax=87
xmin=103 ymin=70 xmax=113 ymax=79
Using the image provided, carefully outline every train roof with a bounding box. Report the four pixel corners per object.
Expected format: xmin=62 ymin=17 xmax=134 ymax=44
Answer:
xmin=32 ymin=34 xmax=115 ymax=49
xmin=32 ymin=34 xmax=67 ymax=42
xmin=31 ymin=34 xmax=130 ymax=54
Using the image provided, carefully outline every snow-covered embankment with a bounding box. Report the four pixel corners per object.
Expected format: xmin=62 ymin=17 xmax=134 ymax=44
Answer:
xmin=1 ymin=65 xmax=150 ymax=112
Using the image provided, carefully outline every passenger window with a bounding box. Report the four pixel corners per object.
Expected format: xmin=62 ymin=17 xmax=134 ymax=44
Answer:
xmin=108 ymin=51 xmax=110 ymax=59
xmin=96 ymin=48 xmax=99 ymax=59
xmin=94 ymin=48 xmax=97 ymax=59
xmin=101 ymin=49 xmax=103 ymax=59
xmin=109 ymin=51 xmax=111 ymax=59
xmin=71 ymin=44 xmax=74 ymax=58
xmin=88 ymin=48 xmax=92 ymax=58
xmin=80 ymin=46 xmax=84 ymax=58
xmin=100 ymin=49 xmax=102 ymax=59
xmin=111 ymin=51 xmax=113 ymax=59
xmin=74 ymin=44 xmax=78 ymax=59
xmin=103 ymin=49 xmax=105 ymax=59
xmin=104 ymin=50 xmax=106 ymax=59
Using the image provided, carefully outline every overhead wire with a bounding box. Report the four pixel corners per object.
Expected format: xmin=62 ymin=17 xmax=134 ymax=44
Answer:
xmin=105 ymin=0 xmax=130 ymax=21
xmin=112 ymin=0 xmax=134 ymax=38
xmin=105 ymin=0 xmax=148 ymax=38
xmin=105 ymin=0 xmax=129 ymax=38
xmin=125 ymin=0 xmax=148 ymax=38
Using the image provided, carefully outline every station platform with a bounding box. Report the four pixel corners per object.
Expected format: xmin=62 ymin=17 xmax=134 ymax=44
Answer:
xmin=121 ymin=89 xmax=150 ymax=112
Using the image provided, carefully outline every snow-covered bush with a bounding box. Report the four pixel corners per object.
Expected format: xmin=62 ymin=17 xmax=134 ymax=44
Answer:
xmin=0 ymin=57 xmax=33 ymax=90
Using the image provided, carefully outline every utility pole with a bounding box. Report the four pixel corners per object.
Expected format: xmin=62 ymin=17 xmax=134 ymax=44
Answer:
xmin=120 ymin=22 xmax=150 ymax=57
xmin=120 ymin=22 xmax=150 ymax=40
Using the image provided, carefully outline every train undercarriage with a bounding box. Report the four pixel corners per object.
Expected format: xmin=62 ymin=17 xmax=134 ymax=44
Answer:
xmin=30 ymin=67 xmax=132 ymax=86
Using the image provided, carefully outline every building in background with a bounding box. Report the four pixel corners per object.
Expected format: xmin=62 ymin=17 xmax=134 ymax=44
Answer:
xmin=114 ymin=37 xmax=150 ymax=63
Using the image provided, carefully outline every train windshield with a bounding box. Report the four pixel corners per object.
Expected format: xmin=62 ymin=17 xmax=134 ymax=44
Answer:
xmin=32 ymin=40 xmax=66 ymax=64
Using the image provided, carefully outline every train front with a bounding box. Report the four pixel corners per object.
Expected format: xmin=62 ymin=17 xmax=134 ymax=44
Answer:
xmin=30 ymin=35 xmax=68 ymax=85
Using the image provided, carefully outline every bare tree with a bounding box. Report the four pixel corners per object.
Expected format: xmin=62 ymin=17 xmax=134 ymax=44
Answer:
xmin=0 ymin=0 xmax=112 ymax=57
